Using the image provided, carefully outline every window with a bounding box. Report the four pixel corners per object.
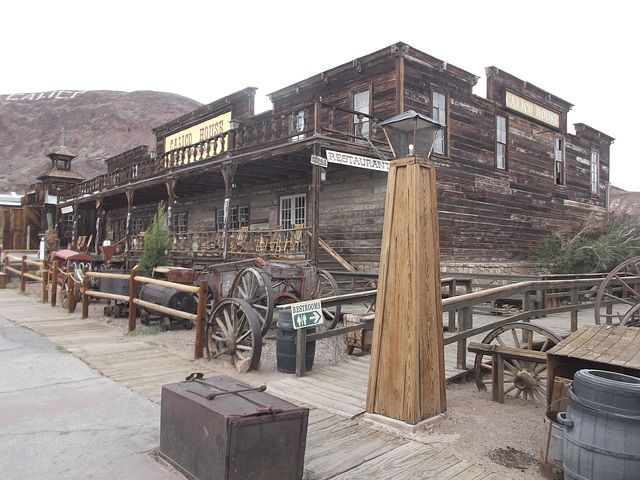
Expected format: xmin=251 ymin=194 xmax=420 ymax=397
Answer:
xmin=62 ymin=214 xmax=73 ymax=241
xmin=555 ymin=138 xmax=565 ymax=186
xmin=132 ymin=218 xmax=144 ymax=235
xmin=590 ymin=150 xmax=599 ymax=194
xmin=353 ymin=90 xmax=370 ymax=144
xmin=280 ymin=193 xmax=306 ymax=230
xmin=496 ymin=115 xmax=507 ymax=170
xmin=216 ymin=206 xmax=249 ymax=230
xmin=292 ymin=110 xmax=305 ymax=141
xmin=432 ymin=91 xmax=447 ymax=155
xmin=173 ymin=212 xmax=187 ymax=234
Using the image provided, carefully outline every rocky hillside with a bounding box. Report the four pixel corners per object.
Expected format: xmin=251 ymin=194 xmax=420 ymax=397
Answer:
xmin=0 ymin=90 xmax=202 ymax=193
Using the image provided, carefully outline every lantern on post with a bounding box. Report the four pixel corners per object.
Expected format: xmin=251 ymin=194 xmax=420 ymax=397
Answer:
xmin=366 ymin=111 xmax=447 ymax=424
xmin=377 ymin=110 xmax=443 ymax=159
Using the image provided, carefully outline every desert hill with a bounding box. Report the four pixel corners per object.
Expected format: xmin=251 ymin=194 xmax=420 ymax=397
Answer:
xmin=0 ymin=90 xmax=203 ymax=193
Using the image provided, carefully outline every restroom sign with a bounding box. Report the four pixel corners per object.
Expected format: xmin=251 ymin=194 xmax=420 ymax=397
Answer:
xmin=290 ymin=300 xmax=323 ymax=329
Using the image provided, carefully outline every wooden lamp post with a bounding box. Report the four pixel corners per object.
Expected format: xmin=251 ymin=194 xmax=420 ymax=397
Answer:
xmin=366 ymin=110 xmax=447 ymax=424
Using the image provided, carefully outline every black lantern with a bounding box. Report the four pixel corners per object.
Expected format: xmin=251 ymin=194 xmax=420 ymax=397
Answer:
xmin=378 ymin=110 xmax=443 ymax=159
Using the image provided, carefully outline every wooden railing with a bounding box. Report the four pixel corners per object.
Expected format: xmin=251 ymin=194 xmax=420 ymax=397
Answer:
xmin=81 ymin=265 xmax=209 ymax=360
xmin=59 ymin=100 xmax=389 ymax=202
xmin=126 ymin=226 xmax=311 ymax=259
xmin=1 ymin=251 xmax=49 ymax=300
xmin=291 ymin=276 xmax=639 ymax=377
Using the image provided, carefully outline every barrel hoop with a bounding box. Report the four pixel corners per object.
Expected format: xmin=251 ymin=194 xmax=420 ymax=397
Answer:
xmin=565 ymin=436 xmax=640 ymax=460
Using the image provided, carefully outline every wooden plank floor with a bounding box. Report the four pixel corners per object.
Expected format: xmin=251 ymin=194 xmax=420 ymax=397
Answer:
xmin=1 ymin=287 xmax=588 ymax=479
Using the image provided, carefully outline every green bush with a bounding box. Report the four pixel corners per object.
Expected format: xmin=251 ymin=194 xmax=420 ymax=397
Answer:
xmin=139 ymin=201 xmax=172 ymax=271
xmin=532 ymin=212 xmax=640 ymax=274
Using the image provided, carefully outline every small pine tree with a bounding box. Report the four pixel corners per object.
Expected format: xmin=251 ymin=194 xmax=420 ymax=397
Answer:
xmin=139 ymin=201 xmax=172 ymax=270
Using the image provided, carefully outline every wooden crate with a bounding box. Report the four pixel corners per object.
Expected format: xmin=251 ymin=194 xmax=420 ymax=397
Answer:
xmin=343 ymin=314 xmax=374 ymax=354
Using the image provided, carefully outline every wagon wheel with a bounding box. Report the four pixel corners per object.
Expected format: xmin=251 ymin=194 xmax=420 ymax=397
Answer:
xmin=594 ymin=256 xmax=640 ymax=326
xmin=362 ymin=279 xmax=378 ymax=313
xmin=205 ymin=298 xmax=262 ymax=373
xmin=312 ymin=269 xmax=342 ymax=330
xmin=229 ymin=267 xmax=275 ymax=336
xmin=474 ymin=323 xmax=562 ymax=404
xmin=619 ymin=302 xmax=640 ymax=327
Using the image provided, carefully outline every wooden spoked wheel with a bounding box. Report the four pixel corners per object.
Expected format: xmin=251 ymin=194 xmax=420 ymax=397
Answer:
xmin=474 ymin=323 xmax=562 ymax=404
xmin=312 ymin=269 xmax=341 ymax=330
xmin=229 ymin=267 xmax=274 ymax=336
xmin=205 ymin=298 xmax=262 ymax=373
xmin=594 ymin=256 xmax=640 ymax=326
xmin=362 ymin=279 xmax=378 ymax=313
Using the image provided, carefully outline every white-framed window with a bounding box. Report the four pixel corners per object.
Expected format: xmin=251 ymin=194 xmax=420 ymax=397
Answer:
xmin=590 ymin=150 xmax=599 ymax=194
xmin=292 ymin=110 xmax=305 ymax=141
xmin=132 ymin=218 xmax=144 ymax=235
xmin=63 ymin=214 xmax=73 ymax=241
xmin=555 ymin=138 xmax=565 ymax=186
xmin=216 ymin=206 xmax=249 ymax=230
xmin=432 ymin=91 xmax=447 ymax=155
xmin=353 ymin=89 xmax=370 ymax=144
xmin=173 ymin=212 xmax=187 ymax=234
xmin=279 ymin=193 xmax=306 ymax=230
xmin=496 ymin=115 xmax=507 ymax=170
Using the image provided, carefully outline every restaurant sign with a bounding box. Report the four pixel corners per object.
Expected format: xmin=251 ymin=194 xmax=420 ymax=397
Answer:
xmin=164 ymin=111 xmax=232 ymax=153
xmin=326 ymin=150 xmax=390 ymax=172
xmin=505 ymin=91 xmax=560 ymax=129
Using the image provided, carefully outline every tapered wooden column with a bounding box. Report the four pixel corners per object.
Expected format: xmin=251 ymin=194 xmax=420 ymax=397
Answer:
xmin=366 ymin=156 xmax=446 ymax=424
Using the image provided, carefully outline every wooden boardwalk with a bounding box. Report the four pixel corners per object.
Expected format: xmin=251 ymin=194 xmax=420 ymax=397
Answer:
xmin=0 ymin=287 xmax=589 ymax=479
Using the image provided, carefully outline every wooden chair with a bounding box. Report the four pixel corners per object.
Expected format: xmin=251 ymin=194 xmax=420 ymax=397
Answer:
xmin=291 ymin=224 xmax=305 ymax=253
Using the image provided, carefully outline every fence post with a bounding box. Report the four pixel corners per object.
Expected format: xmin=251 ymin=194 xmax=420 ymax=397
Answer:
xmin=41 ymin=260 xmax=49 ymax=303
xmin=20 ymin=255 xmax=27 ymax=292
xmin=456 ymin=306 xmax=472 ymax=369
xmin=3 ymin=255 xmax=9 ymax=282
xmin=570 ymin=286 xmax=579 ymax=331
xmin=51 ymin=261 xmax=58 ymax=307
xmin=81 ymin=266 xmax=90 ymax=318
xmin=67 ymin=264 xmax=75 ymax=314
xmin=194 ymin=280 xmax=208 ymax=360
xmin=128 ymin=265 xmax=139 ymax=333
xmin=296 ymin=327 xmax=308 ymax=377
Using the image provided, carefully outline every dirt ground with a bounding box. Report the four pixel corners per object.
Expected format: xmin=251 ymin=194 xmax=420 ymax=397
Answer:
xmin=21 ymin=284 xmax=548 ymax=479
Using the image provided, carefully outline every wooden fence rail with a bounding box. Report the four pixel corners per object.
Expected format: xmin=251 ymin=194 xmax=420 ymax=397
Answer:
xmin=81 ymin=265 xmax=208 ymax=360
xmin=293 ymin=276 xmax=640 ymax=377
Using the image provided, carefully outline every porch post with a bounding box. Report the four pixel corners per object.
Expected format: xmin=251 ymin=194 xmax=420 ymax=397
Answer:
xmin=221 ymin=164 xmax=237 ymax=260
xmin=125 ymin=190 xmax=134 ymax=252
xmin=94 ymin=199 xmax=103 ymax=256
xmin=165 ymin=178 xmax=176 ymax=233
xmin=310 ymin=144 xmax=321 ymax=267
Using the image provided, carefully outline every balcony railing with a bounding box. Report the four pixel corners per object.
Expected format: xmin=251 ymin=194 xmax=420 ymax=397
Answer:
xmin=125 ymin=226 xmax=310 ymax=260
xmin=59 ymin=101 xmax=389 ymax=202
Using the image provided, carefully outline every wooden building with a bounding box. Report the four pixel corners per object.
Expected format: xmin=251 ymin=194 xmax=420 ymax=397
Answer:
xmin=57 ymin=42 xmax=614 ymax=274
xmin=17 ymin=145 xmax=85 ymax=250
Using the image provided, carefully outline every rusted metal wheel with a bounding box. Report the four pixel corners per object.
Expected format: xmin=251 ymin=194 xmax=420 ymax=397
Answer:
xmin=594 ymin=256 xmax=640 ymax=326
xmin=474 ymin=323 xmax=562 ymax=404
xmin=313 ymin=269 xmax=342 ymax=330
xmin=229 ymin=267 xmax=274 ymax=336
xmin=205 ymin=298 xmax=262 ymax=373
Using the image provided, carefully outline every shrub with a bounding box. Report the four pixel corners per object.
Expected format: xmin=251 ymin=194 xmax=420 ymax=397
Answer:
xmin=532 ymin=212 xmax=640 ymax=274
xmin=139 ymin=201 xmax=172 ymax=271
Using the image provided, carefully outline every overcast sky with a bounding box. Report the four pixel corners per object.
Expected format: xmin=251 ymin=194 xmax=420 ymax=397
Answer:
xmin=2 ymin=1 xmax=636 ymax=191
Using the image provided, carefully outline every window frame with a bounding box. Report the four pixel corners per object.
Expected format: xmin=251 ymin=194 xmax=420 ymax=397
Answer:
xmin=590 ymin=150 xmax=599 ymax=195
xmin=172 ymin=212 xmax=188 ymax=235
xmin=352 ymin=87 xmax=371 ymax=143
xmin=216 ymin=205 xmax=250 ymax=231
xmin=496 ymin=114 xmax=508 ymax=170
xmin=431 ymin=88 xmax=448 ymax=156
xmin=279 ymin=193 xmax=306 ymax=230
xmin=554 ymin=137 xmax=565 ymax=186
xmin=291 ymin=110 xmax=305 ymax=142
